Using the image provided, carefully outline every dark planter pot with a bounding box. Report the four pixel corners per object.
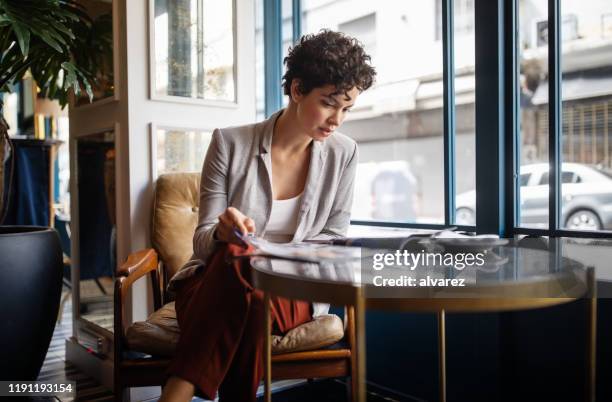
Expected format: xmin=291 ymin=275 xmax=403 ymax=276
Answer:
xmin=0 ymin=226 xmax=63 ymax=380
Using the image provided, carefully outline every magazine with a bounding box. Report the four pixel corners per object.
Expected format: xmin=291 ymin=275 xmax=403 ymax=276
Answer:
xmin=239 ymin=232 xmax=362 ymax=262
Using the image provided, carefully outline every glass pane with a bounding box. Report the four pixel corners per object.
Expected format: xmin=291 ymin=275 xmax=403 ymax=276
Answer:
xmin=453 ymin=0 xmax=476 ymax=226
xmin=561 ymin=0 xmax=612 ymax=232
xmin=153 ymin=0 xmax=235 ymax=102
xmin=518 ymin=0 xmax=550 ymax=229
xmin=77 ymin=130 xmax=115 ymax=332
xmin=156 ymin=127 xmax=213 ymax=175
xmin=255 ymin=0 xmax=265 ymax=120
xmin=254 ymin=0 xmax=294 ymax=118
xmin=520 ymin=173 xmax=531 ymax=186
xmin=281 ymin=0 xmax=295 ymax=109
xmin=301 ymin=1 xmax=445 ymax=224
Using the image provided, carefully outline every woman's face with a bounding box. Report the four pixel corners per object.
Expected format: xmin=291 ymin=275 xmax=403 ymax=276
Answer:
xmin=292 ymin=83 xmax=359 ymax=141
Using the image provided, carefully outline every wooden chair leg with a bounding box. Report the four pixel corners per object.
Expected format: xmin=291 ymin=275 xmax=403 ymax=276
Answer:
xmin=353 ymin=295 xmax=366 ymax=402
xmin=114 ymin=384 xmax=128 ymax=402
xmin=345 ymin=377 xmax=353 ymax=402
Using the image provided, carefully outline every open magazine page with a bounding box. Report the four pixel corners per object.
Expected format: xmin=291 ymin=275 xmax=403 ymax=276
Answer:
xmin=242 ymin=235 xmax=362 ymax=262
xmin=235 ymin=228 xmax=500 ymax=262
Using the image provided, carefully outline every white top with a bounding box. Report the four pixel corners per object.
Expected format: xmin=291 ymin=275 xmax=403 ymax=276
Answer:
xmin=264 ymin=192 xmax=330 ymax=318
xmin=264 ymin=194 xmax=301 ymax=243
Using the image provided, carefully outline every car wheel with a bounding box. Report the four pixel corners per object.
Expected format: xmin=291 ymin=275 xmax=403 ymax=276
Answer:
xmin=565 ymin=209 xmax=602 ymax=231
xmin=455 ymin=208 xmax=475 ymax=226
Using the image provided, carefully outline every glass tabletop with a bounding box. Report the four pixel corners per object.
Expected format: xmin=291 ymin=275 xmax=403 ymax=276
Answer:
xmin=249 ymin=237 xmax=590 ymax=299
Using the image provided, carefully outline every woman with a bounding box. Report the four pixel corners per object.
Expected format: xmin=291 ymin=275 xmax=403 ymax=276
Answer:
xmin=160 ymin=30 xmax=376 ymax=402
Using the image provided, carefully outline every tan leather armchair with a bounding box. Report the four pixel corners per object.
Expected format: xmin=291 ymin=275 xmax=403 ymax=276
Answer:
xmin=114 ymin=173 xmax=357 ymax=401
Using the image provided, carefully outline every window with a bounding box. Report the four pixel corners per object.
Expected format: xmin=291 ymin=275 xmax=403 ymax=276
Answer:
xmin=561 ymin=171 xmax=576 ymax=184
xmin=255 ymin=0 xmax=476 ymax=228
xmin=338 ymin=13 xmax=377 ymax=61
xmin=452 ymin=0 xmax=476 ymax=226
xmin=262 ymin=0 xmax=612 ymax=238
xmin=519 ymin=0 xmax=550 ymax=229
xmin=538 ymin=171 xmax=576 ymax=185
xmin=151 ymin=0 xmax=236 ymax=102
xmin=436 ymin=0 xmax=474 ymax=40
xmin=518 ymin=0 xmax=612 ymax=234
xmin=560 ymin=0 xmax=612 ymax=232
xmin=153 ymin=126 xmax=213 ymax=178
xmin=255 ymin=0 xmax=298 ymax=119
xmin=255 ymin=0 xmax=265 ymax=120
xmin=520 ymin=173 xmax=532 ymax=187
xmin=298 ymin=1 xmax=473 ymax=225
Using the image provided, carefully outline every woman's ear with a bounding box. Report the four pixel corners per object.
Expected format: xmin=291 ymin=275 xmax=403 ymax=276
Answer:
xmin=290 ymin=79 xmax=303 ymax=103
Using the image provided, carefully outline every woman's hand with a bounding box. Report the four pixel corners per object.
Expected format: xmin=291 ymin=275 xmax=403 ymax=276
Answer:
xmin=215 ymin=207 xmax=256 ymax=246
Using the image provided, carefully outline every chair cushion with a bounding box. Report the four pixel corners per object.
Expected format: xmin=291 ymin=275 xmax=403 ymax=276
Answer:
xmin=126 ymin=303 xmax=179 ymax=357
xmin=152 ymin=173 xmax=201 ymax=280
xmin=126 ymin=302 xmax=345 ymax=357
xmin=270 ymin=314 xmax=345 ymax=354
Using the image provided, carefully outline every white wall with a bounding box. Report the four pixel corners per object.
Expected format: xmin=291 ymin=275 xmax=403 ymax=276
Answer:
xmin=123 ymin=0 xmax=256 ymax=323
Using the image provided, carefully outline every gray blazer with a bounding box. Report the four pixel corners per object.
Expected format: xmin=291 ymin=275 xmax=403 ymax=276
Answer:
xmin=169 ymin=109 xmax=358 ymax=290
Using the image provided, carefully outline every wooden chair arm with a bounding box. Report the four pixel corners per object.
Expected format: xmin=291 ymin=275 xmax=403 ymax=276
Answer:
xmin=114 ymin=248 xmax=160 ymax=364
xmin=117 ymin=248 xmax=161 ymax=310
xmin=117 ymin=248 xmax=158 ymax=278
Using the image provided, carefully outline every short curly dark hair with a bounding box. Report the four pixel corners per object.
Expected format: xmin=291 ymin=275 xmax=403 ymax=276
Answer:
xmin=282 ymin=30 xmax=376 ymax=98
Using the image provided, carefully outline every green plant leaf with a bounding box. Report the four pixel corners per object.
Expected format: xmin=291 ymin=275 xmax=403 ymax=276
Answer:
xmin=38 ymin=33 xmax=64 ymax=53
xmin=51 ymin=20 xmax=75 ymax=40
xmin=75 ymin=67 xmax=93 ymax=101
xmin=0 ymin=0 xmax=105 ymax=107
xmin=28 ymin=25 xmax=66 ymax=53
xmin=0 ymin=14 xmax=11 ymax=26
xmin=60 ymin=61 xmax=79 ymax=95
xmin=10 ymin=21 xmax=29 ymax=56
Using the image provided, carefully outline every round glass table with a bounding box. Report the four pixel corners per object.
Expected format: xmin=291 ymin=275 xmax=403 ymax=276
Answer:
xmin=250 ymin=239 xmax=597 ymax=402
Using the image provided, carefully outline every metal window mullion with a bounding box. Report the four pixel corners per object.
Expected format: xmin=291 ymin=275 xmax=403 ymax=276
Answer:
xmin=442 ymin=0 xmax=456 ymax=226
xmin=548 ymin=0 xmax=562 ymax=232
xmin=507 ymin=0 xmax=519 ymax=234
xmin=264 ymin=0 xmax=283 ymax=117
xmin=475 ymin=0 xmax=506 ymax=236
xmin=292 ymin=0 xmax=302 ymax=44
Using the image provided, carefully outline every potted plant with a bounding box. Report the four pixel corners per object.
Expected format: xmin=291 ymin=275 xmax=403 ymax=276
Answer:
xmin=0 ymin=0 xmax=108 ymax=380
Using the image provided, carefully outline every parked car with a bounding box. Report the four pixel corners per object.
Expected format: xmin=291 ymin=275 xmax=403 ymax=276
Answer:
xmin=455 ymin=163 xmax=612 ymax=230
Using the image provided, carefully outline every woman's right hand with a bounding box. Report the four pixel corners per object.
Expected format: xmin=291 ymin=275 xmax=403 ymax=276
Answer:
xmin=215 ymin=207 xmax=256 ymax=246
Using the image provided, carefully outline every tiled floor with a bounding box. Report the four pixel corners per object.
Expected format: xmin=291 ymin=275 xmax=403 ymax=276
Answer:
xmin=35 ymin=290 xmax=114 ymax=401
